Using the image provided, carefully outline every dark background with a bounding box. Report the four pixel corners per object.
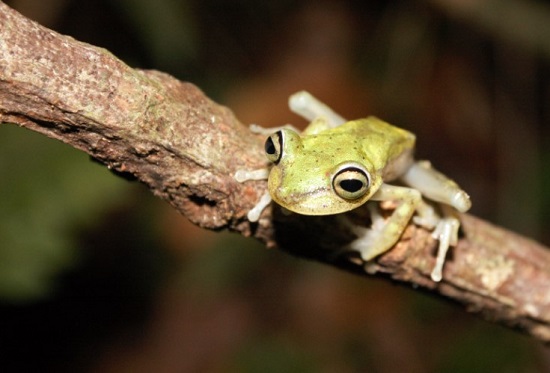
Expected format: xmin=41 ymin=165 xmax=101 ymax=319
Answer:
xmin=1 ymin=0 xmax=550 ymax=371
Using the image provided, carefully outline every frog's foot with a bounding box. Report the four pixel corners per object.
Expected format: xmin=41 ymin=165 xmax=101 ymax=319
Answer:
xmin=430 ymin=213 xmax=460 ymax=282
xmin=413 ymin=201 xmax=460 ymax=281
xmin=234 ymin=168 xmax=271 ymax=222
xmin=246 ymin=191 xmax=272 ymax=222
xmin=413 ymin=201 xmax=460 ymax=282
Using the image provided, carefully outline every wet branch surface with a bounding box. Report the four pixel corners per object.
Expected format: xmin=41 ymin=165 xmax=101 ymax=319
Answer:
xmin=1 ymin=2 xmax=549 ymax=343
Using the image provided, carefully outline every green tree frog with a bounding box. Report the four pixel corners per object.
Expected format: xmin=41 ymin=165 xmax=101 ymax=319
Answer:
xmin=235 ymin=91 xmax=471 ymax=282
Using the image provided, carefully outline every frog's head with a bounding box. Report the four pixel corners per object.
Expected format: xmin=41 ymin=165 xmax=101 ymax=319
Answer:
xmin=264 ymin=129 xmax=382 ymax=215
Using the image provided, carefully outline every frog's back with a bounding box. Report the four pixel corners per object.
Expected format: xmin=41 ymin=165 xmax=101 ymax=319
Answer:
xmin=349 ymin=116 xmax=414 ymax=143
xmin=346 ymin=116 xmax=415 ymax=178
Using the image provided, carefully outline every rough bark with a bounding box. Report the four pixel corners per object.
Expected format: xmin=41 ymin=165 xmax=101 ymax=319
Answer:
xmin=1 ymin=2 xmax=549 ymax=343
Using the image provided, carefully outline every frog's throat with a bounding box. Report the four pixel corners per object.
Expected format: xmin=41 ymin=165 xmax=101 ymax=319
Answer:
xmin=270 ymin=189 xmax=370 ymax=216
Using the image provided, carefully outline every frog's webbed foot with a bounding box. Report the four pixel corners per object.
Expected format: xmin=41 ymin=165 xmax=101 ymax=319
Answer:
xmin=430 ymin=206 xmax=460 ymax=281
xmin=245 ymin=191 xmax=272 ymax=222
xmin=407 ymin=199 xmax=459 ymax=281
xmin=234 ymin=168 xmax=271 ymax=222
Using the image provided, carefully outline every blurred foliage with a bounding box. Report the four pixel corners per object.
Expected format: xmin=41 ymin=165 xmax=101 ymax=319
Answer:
xmin=112 ymin=0 xmax=199 ymax=71
xmin=232 ymin=337 xmax=320 ymax=373
xmin=0 ymin=124 xmax=129 ymax=301
xmin=437 ymin=325 xmax=535 ymax=373
xmin=2 ymin=0 xmax=550 ymax=371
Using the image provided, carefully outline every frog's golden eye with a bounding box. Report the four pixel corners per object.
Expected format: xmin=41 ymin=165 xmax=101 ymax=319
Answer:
xmin=332 ymin=165 xmax=370 ymax=200
xmin=265 ymin=131 xmax=283 ymax=164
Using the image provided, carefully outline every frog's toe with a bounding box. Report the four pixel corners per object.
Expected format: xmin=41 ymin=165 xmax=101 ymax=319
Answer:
xmin=246 ymin=192 xmax=272 ymax=222
xmin=432 ymin=217 xmax=459 ymax=246
xmin=430 ymin=217 xmax=460 ymax=281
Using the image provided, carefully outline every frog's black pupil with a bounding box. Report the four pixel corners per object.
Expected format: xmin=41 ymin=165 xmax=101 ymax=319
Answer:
xmin=265 ymin=137 xmax=275 ymax=155
xmin=339 ymin=179 xmax=364 ymax=192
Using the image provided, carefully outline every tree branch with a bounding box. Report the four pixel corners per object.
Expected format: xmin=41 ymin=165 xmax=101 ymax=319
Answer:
xmin=1 ymin=2 xmax=549 ymax=343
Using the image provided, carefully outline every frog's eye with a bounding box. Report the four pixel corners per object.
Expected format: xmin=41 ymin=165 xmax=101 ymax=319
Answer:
xmin=265 ymin=131 xmax=283 ymax=164
xmin=332 ymin=165 xmax=370 ymax=200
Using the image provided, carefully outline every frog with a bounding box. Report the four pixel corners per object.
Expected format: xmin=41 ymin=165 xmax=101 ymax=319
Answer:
xmin=235 ymin=91 xmax=471 ymax=282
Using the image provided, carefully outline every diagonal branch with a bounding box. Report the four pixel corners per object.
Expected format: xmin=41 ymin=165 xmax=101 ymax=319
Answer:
xmin=1 ymin=2 xmax=549 ymax=343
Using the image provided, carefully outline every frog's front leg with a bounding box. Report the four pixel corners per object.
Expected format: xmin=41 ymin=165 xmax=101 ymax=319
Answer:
xmin=347 ymin=183 xmax=421 ymax=261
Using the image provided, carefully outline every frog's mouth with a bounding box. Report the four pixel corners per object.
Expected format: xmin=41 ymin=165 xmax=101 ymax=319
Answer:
xmin=270 ymin=187 xmax=366 ymax=216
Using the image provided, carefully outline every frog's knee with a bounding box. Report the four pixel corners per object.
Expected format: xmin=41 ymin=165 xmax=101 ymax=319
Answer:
xmin=451 ymin=190 xmax=471 ymax=213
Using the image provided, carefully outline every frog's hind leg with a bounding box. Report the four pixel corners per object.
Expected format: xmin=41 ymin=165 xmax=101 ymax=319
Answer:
xmin=289 ymin=91 xmax=346 ymax=128
xmin=400 ymin=161 xmax=471 ymax=213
